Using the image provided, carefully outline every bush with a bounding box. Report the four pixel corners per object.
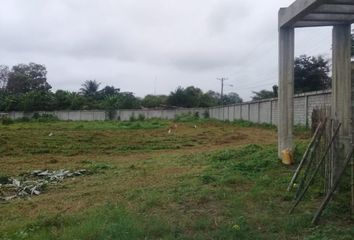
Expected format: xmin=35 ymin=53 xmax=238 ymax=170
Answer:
xmin=203 ymin=110 xmax=210 ymax=119
xmin=19 ymin=117 xmax=30 ymax=122
xmin=32 ymin=113 xmax=58 ymax=122
xmin=138 ymin=114 xmax=145 ymax=121
xmin=174 ymin=113 xmax=199 ymax=122
xmin=0 ymin=116 xmax=14 ymax=125
xmin=129 ymin=114 xmax=136 ymax=122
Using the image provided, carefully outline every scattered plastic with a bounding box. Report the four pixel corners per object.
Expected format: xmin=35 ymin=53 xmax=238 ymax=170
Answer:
xmin=0 ymin=169 xmax=87 ymax=202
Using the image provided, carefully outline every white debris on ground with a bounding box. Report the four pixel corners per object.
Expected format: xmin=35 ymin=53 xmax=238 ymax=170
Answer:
xmin=0 ymin=169 xmax=87 ymax=202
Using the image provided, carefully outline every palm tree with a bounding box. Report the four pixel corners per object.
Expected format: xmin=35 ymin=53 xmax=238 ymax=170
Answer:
xmin=80 ymin=80 xmax=101 ymax=97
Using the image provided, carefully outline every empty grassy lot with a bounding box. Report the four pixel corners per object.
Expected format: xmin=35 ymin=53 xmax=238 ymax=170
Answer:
xmin=0 ymin=119 xmax=353 ymax=239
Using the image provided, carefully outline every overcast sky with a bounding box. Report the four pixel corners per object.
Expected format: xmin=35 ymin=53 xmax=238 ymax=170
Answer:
xmin=0 ymin=0 xmax=333 ymax=100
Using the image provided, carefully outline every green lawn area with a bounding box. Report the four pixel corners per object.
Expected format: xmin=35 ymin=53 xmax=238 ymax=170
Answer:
xmin=0 ymin=119 xmax=353 ymax=239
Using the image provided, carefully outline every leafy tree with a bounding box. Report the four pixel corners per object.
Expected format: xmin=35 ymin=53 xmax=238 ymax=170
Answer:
xmin=167 ymin=86 xmax=204 ymax=108
xmin=294 ymin=55 xmax=331 ymax=93
xmin=199 ymin=90 xmax=220 ymax=107
xmin=104 ymin=95 xmax=120 ymax=119
xmin=6 ymin=63 xmax=51 ymax=94
xmin=272 ymin=85 xmax=278 ymax=96
xmin=99 ymin=86 xmax=120 ymax=99
xmin=70 ymin=93 xmax=87 ymax=110
xmin=20 ymin=91 xmax=55 ymax=111
xmin=184 ymin=86 xmax=204 ymax=107
xmin=117 ymin=92 xmax=141 ymax=109
xmin=80 ymin=80 xmax=101 ymax=98
xmin=252 ymin=90 xmax=275 ymax=101
xmin=0 ymin=65 xmax=9 ymax=89
xmin=0 ymin=90 xmax=18 ymax=111
xmin=252 ymin=85 xmax=278 ymax=101
xmin=53 ymin=90 xmax=74 ymax=110
xmin=223 ymin=92 xmax=243 ymax=105
xmin=141 ymin=95 xmax=168 ymax=108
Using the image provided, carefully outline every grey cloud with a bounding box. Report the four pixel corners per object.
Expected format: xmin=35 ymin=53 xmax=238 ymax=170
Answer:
xmin=0 ymin=0 xmax=332 ymax=100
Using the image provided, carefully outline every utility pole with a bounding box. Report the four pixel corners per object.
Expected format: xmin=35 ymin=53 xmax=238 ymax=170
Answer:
xmin=217 ymin=77 xmax=228 ymax=105
xmin=217 ymin=77 xmax=228 ymax=120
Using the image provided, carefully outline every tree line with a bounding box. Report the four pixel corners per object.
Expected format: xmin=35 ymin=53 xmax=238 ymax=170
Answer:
xmin=0 ymin=54 xmax=332 ymax=112
xmin=0 ymin=63 xmax=242 ymax=112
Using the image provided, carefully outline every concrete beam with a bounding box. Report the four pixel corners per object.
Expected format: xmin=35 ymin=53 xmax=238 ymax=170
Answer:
xmin=314 ymin=4 xmax=354 ymax=14
xmin=303 ymin=13 xmax=354 ymax=22
xmin=279 ymin=0 xmax=326 ymax=28
xmin=278 ymin=27 xmax=295 ymax=158
xmin=331 ymin=0 xmax=354 ymax=4
xmin=332 ymin=24 xmax=352 ymax=177
xmin=293 ymin=20 xmax=347 ymax=27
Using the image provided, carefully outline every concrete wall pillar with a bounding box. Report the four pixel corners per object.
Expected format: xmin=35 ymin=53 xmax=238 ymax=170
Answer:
xmin=278 ymin=27 xmax=295 ymax=158
xmin=332 ymin=24 xmax=352 ymax=168
xmin=270 ymin=100 xmax=273 ymax=124
xmin=305 ymin=95 xmax=309 ymax=127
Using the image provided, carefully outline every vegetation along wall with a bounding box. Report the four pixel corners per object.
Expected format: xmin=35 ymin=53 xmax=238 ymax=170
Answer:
xmin=2 ymin=90 xmax=331 ymax=125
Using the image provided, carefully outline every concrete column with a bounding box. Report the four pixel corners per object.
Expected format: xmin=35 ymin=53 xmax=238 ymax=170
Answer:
xmin=305 ymin=95 xmax=309 ymax=127
xmin=233 ymin=105 xmax=236 ymax=120
xmin=258 ymin=102 xmax=261 ymax=123
xmin=270 ymin=100 xmax=273 ymax=125
xmin=332 ymin=24 xmax=352 ymax=161
xmin=278 ymin=27 xmax=295 ymax=158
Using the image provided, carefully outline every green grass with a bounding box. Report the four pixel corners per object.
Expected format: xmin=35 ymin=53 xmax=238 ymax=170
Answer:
xmin=1 ymin=206 xmax=143 ymax=240
xmin=0 ymin=120 xmax=352 ymax=240
xmin=0 ymin=119 xmax=169 ymax=131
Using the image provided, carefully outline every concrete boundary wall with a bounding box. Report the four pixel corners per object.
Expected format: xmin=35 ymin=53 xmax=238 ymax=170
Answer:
xmin=208 ymin=90 xmax=331 ymax=126
xmin=1 ymin=91 xmax=331 ymax=124
xmin=115 ymin=108 xmax=206 ymax=121
xmin=5 ymin=111 xmax=107 ymax=121
xmin=2 ymin=108 xmax=207 ymax=121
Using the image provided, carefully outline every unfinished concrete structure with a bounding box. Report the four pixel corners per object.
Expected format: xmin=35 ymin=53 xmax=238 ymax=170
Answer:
xmin=278 ymin=0 xmax=354 ymax=157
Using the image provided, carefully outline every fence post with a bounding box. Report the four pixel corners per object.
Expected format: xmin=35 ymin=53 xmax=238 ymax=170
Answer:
xmin=305 ymin=95 xmax=309 ymax=127
xmin=233 ymin=104 xmax=236 ymax=121
xmin=270 ymin=100 xmax=273 ymax=124
xmin=258 ymin=102 xmax=261 ymax=123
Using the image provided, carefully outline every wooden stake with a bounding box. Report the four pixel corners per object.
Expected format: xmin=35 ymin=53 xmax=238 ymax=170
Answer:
xmin=287 ymin=121 xmax=324 ymax=191
xmin=295 ymin=125 xmax=325 ymax=199
xmin=289 ymin=123 xmax=341 ymax=214
xmin=312 ymin=147 xmax=354 ymax=224
xmin=351 ymin=152 xmax=354 ymax=216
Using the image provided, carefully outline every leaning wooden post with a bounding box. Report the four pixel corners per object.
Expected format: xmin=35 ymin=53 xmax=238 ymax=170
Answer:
xmin=287 ymin=121 xmax=324 ymax=191
xmin=289 ymin=123 xmax=341 ymax=214
xmin=312 ymin=146 xmax=354 ymax=225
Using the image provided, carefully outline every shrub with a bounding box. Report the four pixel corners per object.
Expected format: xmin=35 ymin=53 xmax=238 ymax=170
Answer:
xmin=203 ymin=110 xmax=210 ymax=119
xmin=129 ymin=114 xmax=136 ymax=122
xmin=138 ymin=114 xmax=145 ymax=121
xmin=32 ymin=113 xmax=58 ymax=122
xmin=174 ymin=113 xmax=199 ymax=122
xmin=0 ymin=116 xmax=14 ymax=125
